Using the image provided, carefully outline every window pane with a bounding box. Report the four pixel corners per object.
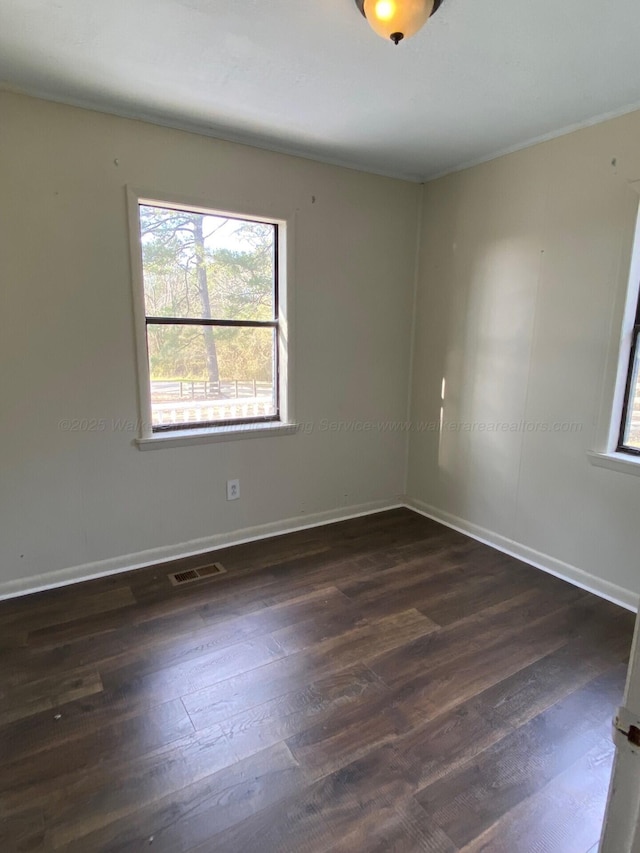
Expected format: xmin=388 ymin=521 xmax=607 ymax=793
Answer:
xmin=622 ymin=341 xmax=640 ymax=450
xmin=147 ymin=325 xmax=277 ymax=429
xmin=139 ymin=205 xmax=276 ymax=322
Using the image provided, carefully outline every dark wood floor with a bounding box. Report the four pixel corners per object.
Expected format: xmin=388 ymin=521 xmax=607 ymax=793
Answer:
xmin=0 ymin=508 xmax=634 ymax=852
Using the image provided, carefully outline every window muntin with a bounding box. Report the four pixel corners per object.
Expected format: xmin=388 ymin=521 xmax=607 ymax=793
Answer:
xmin=138 ymin=202 xmax=279 ymax=432
xmin=618 ymin=291 xmax=640 ymax=454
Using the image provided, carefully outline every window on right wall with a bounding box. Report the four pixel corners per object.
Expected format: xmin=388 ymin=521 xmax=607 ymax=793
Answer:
xmin=618 ymin=289 xmax=640 ymax=455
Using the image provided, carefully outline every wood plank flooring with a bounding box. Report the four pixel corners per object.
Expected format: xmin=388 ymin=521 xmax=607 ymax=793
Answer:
xmin=0 ymin=508 xmax=634 ymax=852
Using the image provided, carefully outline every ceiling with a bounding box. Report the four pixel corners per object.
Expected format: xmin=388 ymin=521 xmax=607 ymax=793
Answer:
xmin=1 ymin=0 xmax=640 ymax=181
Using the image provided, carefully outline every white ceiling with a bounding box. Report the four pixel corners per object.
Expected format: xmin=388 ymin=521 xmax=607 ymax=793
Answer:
xmin=2 ymin=0 xmax=640 ymax=181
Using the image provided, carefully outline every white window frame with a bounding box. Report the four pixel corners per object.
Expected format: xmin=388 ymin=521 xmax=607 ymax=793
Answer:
xmin=126 ymin=187 xmax=296 ymax=449
xmin=589 ymin=185 xmax=640 ymax=476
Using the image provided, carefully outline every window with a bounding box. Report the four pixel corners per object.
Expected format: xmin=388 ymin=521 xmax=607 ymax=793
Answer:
xmin=618 ymin=290 xmax=640 ymax=455
xmin=130 ymin=194 xmax=289 ymax=439
xmin=588 ymin=193 xmax=640 ymax=474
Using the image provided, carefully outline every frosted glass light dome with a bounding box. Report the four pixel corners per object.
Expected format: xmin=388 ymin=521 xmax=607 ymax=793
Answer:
xmin=363 ymin=0 xmax=435 ymax=44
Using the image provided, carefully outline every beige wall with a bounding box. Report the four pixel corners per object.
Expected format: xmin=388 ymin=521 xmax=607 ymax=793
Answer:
xmin=0 ymin=92 xmax=419 ymax=594
xmin=408 ymin=110 xmax=640 ymax=604
xmin=4 ymin=90 xmax=640 ymax=604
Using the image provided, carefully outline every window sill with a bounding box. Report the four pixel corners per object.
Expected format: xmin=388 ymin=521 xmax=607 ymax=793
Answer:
xmin=136 ymin=421 xmax=298 ymax=450
xmin=587 ymin=450 xmax=640 ymax=477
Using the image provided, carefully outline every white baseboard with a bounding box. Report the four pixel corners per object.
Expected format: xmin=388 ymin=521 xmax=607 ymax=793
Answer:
xmin=4 ymin=496 xmax=637 ymax=613
xmin=0 ymin=499 xmax=403 ymax=601
xmin=405 ymin=497 xmax=639 ymax=613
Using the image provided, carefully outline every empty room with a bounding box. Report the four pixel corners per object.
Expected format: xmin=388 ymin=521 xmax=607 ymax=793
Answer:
xmin=2 ymin=1 xmax=640 ymax=851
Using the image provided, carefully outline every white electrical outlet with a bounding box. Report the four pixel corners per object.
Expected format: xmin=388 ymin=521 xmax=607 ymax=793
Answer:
xmin=227 ymin=479 xmax=240 ymax=501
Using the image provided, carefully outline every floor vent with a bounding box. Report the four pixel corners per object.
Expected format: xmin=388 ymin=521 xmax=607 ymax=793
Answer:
xmin=168 ymin=563 xmax=227 ymax=587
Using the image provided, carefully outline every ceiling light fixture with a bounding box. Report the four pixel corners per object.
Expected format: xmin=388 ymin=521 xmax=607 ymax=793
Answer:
xmin=355 ymin=0 xmax=444 ymax=45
